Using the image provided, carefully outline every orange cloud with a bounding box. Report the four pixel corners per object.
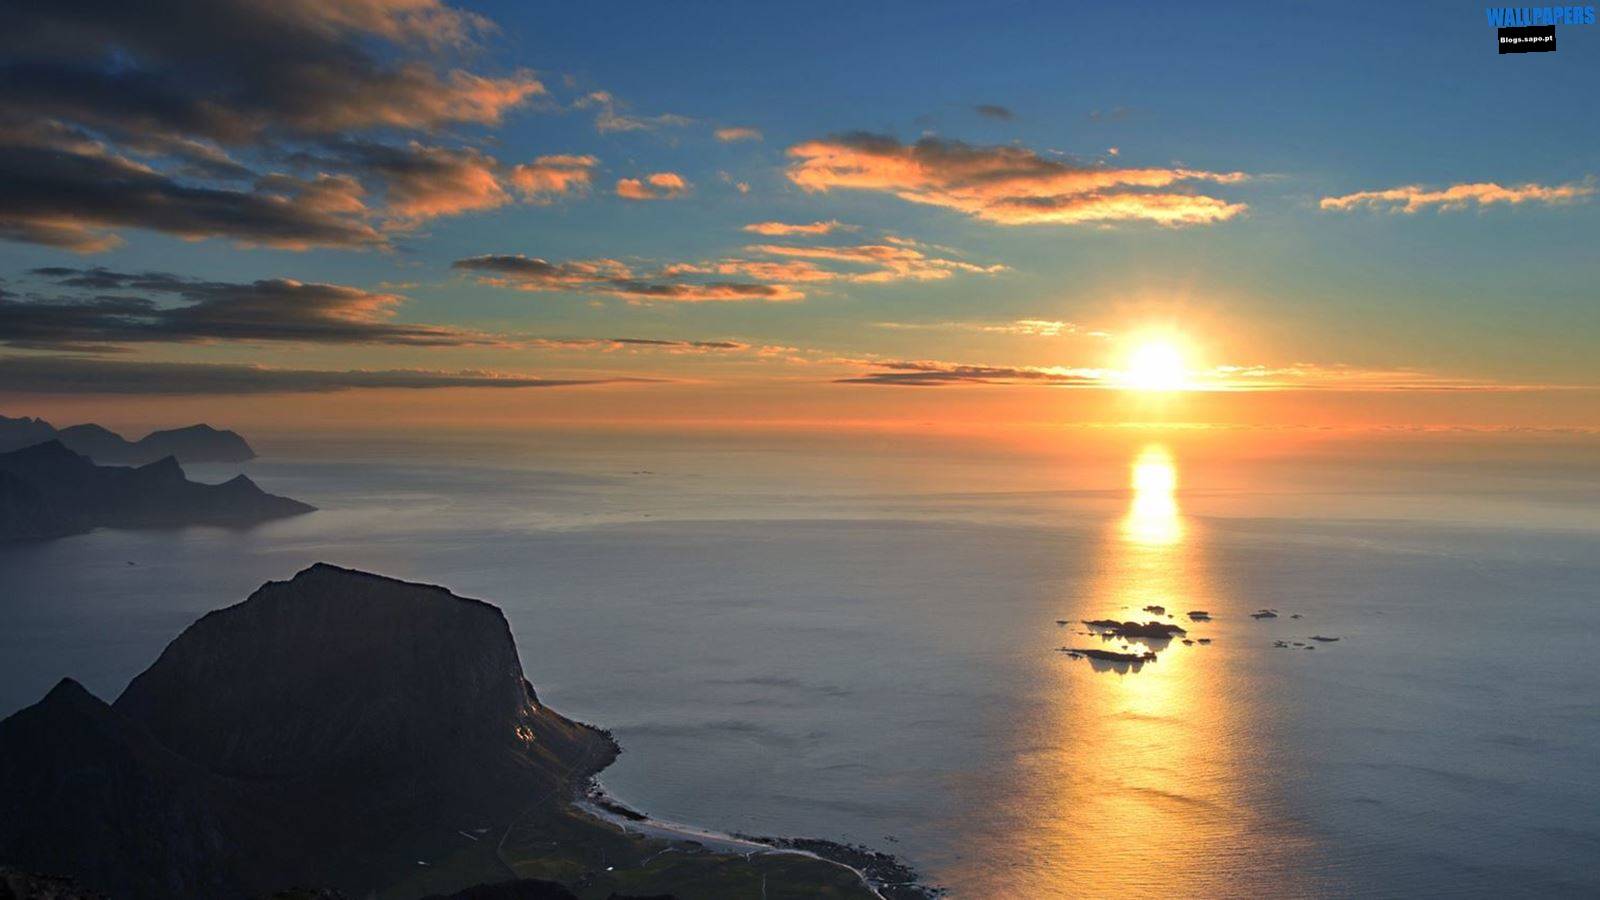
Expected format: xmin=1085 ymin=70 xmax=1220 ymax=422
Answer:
xmin=832 ymin=356 xmax=1563 ymax=392
xmin=372 ymin=143 xmax=511 ymax=224
xmin=616 ymin=172 xmax=691 ymax=201
xmin=509 ymin=154 xmax=599 ymax=202
xmin=742 ymin=220 xmax=857 ymax=236
xmin=1319 ymin=179 xmax=1595 ymax=213
xmin=746 ymin=242 xmax=1006 ymax=282
xmin=715 ymin=126 xmax=764 ymax=142
xmin=786 ymin=133 xmax=1247 ymax=226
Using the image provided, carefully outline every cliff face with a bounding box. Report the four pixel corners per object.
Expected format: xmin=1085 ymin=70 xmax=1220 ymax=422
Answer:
xmin=0 ymin=441 xmax=311 ymax=541
xmin=0 ymin=565 xmax=617 ymax=900
xmin=117 ymin=564 xmax=604 ymax=794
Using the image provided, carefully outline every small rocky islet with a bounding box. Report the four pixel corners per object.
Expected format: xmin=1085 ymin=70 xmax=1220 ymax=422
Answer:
xmin=1055 ymin=608 xmax=1344 ymax=668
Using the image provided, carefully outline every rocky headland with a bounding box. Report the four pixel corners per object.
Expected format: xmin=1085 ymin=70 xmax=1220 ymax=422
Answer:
xmin=0 ymin=565 xmax=913 ymax=899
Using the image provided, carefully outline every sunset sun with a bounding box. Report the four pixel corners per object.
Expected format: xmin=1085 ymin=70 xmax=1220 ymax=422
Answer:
xmin=1124 ymin=340 xmax=1187 ymax=392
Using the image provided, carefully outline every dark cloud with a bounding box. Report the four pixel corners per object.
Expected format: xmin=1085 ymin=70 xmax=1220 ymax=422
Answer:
xmin=293 ymin=140 xmax=514 ymax=225
xmin=606 ymin=338 xmax=748 ymax=350
xmin=3 ymin=267 xmax=492 ymax=349
xmin=0 ymin=0 xmax=546 ymax=252
xmin=835 ymin=360 xmax=1099 ymax=386
xmin=0 ymin=132 xmax=383 ymax=252
xmin=0 ymin=0 xmax=540 ymax=144
xmin=0 ymin=356 xmax=647 ymax=395
xmin=452 ymin=255 xmax=803 ymax=303
xmin=974 ymin=104 xmax=1015 ymax=121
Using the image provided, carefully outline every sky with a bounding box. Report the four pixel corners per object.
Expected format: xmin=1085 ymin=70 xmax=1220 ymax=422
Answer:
xmin=1 ymin=0 xmax=1597 ymax=437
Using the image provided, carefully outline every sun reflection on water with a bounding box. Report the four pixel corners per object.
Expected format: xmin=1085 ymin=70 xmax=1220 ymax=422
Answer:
xmin=1123 ymin=444 xmax=1182 ymax=547
xmin=943 ymin=443 xmax=1321 ymax=896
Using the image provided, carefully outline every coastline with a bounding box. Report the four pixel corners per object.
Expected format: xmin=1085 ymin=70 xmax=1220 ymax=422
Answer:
xmin=573 ymin=780 xmax=937 ymax=899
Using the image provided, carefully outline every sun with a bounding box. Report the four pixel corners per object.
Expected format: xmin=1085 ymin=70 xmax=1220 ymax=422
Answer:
xmin=1123 ymin=340 xmax=1187 ymax=391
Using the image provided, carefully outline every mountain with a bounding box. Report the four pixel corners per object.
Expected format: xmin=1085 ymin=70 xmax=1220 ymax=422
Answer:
xmin=0 ymin=415 xmax=255 ymax=465
xmin=0 ymin=441 xmax=312 ymax=541
xmin=0 ymin=416 xmax=58 ymax=453
xmin=0 ymin=565 xmax=885 ymax=899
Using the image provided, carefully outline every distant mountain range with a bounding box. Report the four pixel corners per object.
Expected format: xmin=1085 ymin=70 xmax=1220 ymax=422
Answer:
xmin=0 ymin=440 xmax=313 ymax=541
xmin=0 ymin=414 xmax=256 ymax=465
xmin=0 ymin=565 xmax=887 ymax=899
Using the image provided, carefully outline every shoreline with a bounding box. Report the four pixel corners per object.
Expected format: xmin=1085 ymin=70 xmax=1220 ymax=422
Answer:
xmin=574 ymin=781 xmax=936 ymax=899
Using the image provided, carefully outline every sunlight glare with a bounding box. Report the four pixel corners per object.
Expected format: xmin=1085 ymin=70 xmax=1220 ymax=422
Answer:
xmin=1124 ymin=340 xmax=1187 ymax=392
xmin=1123 ymin=443 xmax=1182 ymax=546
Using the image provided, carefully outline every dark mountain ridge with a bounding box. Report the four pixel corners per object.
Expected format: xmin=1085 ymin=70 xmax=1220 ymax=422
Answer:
xmin=0 ymin=415 xmax=255 ymax=465
xmin=0 ymin=441 xmax=312 ymax=541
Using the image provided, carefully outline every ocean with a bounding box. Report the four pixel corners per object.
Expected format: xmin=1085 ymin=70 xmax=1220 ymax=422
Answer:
xmin=2 ymin=430 xmax=1597 ymax=897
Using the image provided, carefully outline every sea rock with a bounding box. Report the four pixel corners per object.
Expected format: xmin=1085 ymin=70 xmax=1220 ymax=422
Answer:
xmin=1142 ymin=605 xmax=1166 ymax=615
xmin=1187 ymin=610 xmax=1211 ymax=621
xmin=1251 ymin=610 xmax=1278 ymax=619
xmin=1081 ymin=619 xmax=1187 ymax=639
xmin=1058 ymin=647 xmax=1157 ymax=663
xmin=1310 ymin=635 xmax=1340 ymax=642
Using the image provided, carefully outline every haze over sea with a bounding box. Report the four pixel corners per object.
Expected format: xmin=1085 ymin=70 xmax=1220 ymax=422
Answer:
xmin=3 ymin=429 xmax=1597 ymax=898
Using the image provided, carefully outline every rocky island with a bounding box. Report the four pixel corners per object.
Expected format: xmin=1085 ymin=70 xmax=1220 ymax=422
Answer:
xmin=0 ymin=440 xmax=310 ymax=541
xmin=1081 ymin=619 xmax=1188 ymax=640
xmin=0 ymin=565 xmax=913 ymax=899
xmin=0 ymin=414 xmax=256 ymax=465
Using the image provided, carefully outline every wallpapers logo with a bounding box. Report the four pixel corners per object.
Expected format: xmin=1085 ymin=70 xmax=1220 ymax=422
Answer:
xmin=1488 ymin=6 xmax=1595 ymax=53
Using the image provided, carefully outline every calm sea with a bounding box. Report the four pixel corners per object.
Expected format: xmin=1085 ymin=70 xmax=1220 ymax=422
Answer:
xmin=3 ymin=430 xmax=1597 ymax=897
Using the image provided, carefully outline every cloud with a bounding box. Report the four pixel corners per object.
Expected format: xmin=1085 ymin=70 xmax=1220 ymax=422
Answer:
xmin=312 ymin=140 xmax=512 ymax=225
xmin=0 ymin=355 xmax=643 ymax=395
xmin=743 ymin=242 xmax=1007 ymax=282
xmin=786 ymin=133 xmax=1247 ymax=226
xmin=454 ymin=235 xmax=1004 ymax=302
xmin=576 ymin=91 xmax=691 ymax=133
xmin=715 ymin=127 xmax=763 ymax=142
xmin=509 ymin=154 xmax=598 ymax=202
xmin=974 ymin=104 xmax=1015 ymax=121
xmin=742 ymin=220 xmax=857 ymax=236
xmin=0 ymin=0 xmax=550 ymax=251
xmin=452 ymin=254 xmax=802 ymax=303
xmin=874 ymin=319 xmax=1102 ymax=337
xmin=1197 ymin=364 xmax=1566 ymax=392
xmin=831 ymin=356 xmax=1562 ymax=392
xmin=0 ymin=0 xmax=543 ymax=145
xmin=616 ymin=172 xmax=690 ymax=200
xmin=836 ymin=360 xmax=1099 ymax=386
xmin=1319 ymin=180 xmax=1595 ymax=213
xmin=0 ymin=126 xmax=384 ymax=252
xmin=3 ymin=267 xmax=497 ymax=349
